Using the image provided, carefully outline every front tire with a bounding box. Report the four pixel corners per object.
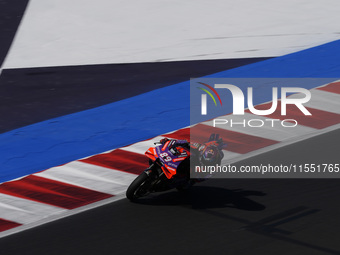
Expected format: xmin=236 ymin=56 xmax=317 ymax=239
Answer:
xmin=126 ymin=172 xmax=151 ymax=201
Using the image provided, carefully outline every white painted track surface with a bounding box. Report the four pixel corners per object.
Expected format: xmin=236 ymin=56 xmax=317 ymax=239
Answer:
xmin=35 ymin=161 xmax=137 ymax=195
xmin=4 ymin=0 xmax=340 ymax=68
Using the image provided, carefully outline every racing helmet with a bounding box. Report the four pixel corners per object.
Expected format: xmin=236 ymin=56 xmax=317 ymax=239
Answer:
xmin=200 ymin=145 xmax=220 ymax=166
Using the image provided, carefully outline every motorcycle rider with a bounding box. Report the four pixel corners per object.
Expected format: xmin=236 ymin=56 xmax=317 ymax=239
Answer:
xmin=159 ymin=133 xmax=224 ymax=185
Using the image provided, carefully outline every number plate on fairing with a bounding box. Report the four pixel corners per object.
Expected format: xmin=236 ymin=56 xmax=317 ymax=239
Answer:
xmin=152 ymin=142 xmax=189 ymax=178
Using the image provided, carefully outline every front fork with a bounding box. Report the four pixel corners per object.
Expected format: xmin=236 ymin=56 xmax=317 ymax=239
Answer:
xmin=144 ymin=160 xmax=169 ymax=192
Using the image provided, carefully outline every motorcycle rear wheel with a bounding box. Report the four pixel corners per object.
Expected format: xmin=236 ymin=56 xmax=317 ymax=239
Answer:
xmin=126 ymin=172 xmax=151 ymax=201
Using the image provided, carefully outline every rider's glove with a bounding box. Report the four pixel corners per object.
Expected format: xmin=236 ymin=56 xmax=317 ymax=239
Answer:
xmin=207 ymin=133 xmax=224 ymax=150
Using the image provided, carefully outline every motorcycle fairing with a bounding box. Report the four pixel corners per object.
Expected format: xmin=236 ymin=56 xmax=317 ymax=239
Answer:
xmin=145 ymin=143 xmax=190 ymax=179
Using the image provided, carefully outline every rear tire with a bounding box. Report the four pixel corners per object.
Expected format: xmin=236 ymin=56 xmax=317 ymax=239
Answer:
xmin=126 ymin=172 xmax=150 ymax=201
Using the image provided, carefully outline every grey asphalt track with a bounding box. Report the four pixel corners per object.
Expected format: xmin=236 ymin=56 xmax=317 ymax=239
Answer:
xmin=0 ymin=57 xmax=270 ymax=133
xmin=1 ymin=127 xmax=339 ymax=255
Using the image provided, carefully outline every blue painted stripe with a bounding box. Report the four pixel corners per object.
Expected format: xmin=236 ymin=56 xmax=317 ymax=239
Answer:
xmin=1 ymin=40 xmax=340 ymax=183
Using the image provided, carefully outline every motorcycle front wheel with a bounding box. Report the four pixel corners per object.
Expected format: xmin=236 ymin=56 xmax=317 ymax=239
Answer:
xmin=126 ymin=172 xmax=151 ymax=201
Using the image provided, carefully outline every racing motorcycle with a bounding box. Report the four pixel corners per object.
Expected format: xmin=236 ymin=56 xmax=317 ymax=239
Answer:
xmin=126 ymin=134 xmax=224 ymax=201
xmin=126 ymin=139 xmax=193 ymax=201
